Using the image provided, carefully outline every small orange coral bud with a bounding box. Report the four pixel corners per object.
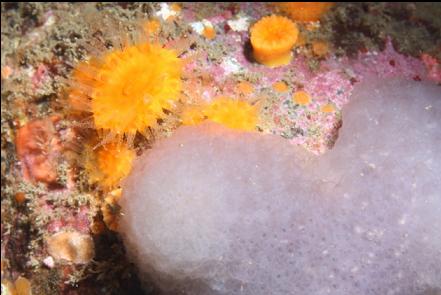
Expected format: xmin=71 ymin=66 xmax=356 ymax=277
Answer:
xmin=273 ymin=81 xmax=289 ymax=93
xmin=293 ymin=90 xmax=311 ymax=105
xmin=204 ymin=97 xmax=258 ymax=131
xmin=276 ymin=2 xmax=334 ymax=22
xmin=1 ymin=66 xmax=13 ymax=79
xmin=203 ymin=26 xmax=216 ymax=40
xmin=321 ymin=103 xmax=335 ymax=113
xmin=250 ymin=15 xmax=299 ymax=68
xmin=85 ymin=142 xmax=135 ymax=189
xmin=15 ymin=192 xmax=26 ymax=204
xmin=236 ymin=81 xmax=254 ymax=95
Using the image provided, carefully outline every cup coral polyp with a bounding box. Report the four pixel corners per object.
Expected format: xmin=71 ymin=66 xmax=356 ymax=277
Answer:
xmin=85 ymin=142 xmax=135 ymax=189
xmin=69 ymin=42 xmax=182 ymax=142
xmin=250 ymin=15 xmax=299 ymax=68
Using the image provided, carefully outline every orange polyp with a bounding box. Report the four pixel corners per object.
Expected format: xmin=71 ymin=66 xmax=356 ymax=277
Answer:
xmin=250 ymin=15 xmax=299 ymax=68
xmin=86 ymin=142 xmax=135 ymax=189
xmin=1 ymin=65 xmax=13 ymax=79
xmin=276 ymin=2 xmax=334 ymax=22
xmin=91 ymin=43 xmax=181 ymax=137
xmin=203 ymin=26 xmax=216 ymax=40
xmin=237 ymin=81 xmax=254 ymax=95
xmin=15 ymin=192 xmax=26 ymax=204
xmin=293 ymin=90 xmax=311 ymax=105
xmin=321 ymin=103 xmax=335 ymax=113
xmin=273 ymin=81 xmax=289 ymax=93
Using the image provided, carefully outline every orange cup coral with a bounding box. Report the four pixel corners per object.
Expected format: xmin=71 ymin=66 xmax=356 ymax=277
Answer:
xmin=250 ymin=15 xmax=299 ymax=68
xmin=275 ymin=2 xmax=334 ymax=22
xmin=69 ymin=42 xmax=182 ymax=143
xmin=85 ymin=142 xmax=135 ymax=189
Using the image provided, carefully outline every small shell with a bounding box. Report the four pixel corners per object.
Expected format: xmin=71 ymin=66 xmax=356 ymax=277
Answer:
xmin=46 ymin=231 xmax=94 ymax=264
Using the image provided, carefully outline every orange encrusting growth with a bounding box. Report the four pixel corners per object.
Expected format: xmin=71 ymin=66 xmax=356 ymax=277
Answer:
xmin=250 ymin=15 xmax=299 ymax=68
xmin=86 ymin=142 xmax=135 ymax=189
xmin=204 ymin=98 xmax=258 ymax=131
xmin=182 ymin=98 xmax=258 ymax=131
xmin=275 ymin=2 xmax=334 ymax=22
xmin=69 ymin=43 xmax=182 ymax=142
xmin=181 ymin=105 xmax=206 ymax=126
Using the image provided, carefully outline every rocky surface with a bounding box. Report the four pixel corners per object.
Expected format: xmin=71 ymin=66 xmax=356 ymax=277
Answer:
xmin=1 ymin=3 xmax=440 ymax=294
xmin=120 ymin=78 xmax=441 ymax=294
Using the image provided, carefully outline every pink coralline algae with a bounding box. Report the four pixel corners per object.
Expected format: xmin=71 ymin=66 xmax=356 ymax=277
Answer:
xmin=343 ymin=38 xmax=428 ymax=82
xmin=270 ymin=70 xmax=352 ymax=154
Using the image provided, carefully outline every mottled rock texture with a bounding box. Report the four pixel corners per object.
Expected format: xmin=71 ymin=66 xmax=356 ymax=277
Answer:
xmin=120 ymin=79 xmax=441 ymax=295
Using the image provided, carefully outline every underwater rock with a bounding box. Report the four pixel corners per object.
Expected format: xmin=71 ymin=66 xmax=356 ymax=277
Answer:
xmin=120 ymin=78 xmax=441 ymax=294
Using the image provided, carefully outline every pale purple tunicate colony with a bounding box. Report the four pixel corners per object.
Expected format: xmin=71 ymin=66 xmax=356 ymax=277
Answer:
xmin=120 ymin=79 xmax=441 ymax=295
